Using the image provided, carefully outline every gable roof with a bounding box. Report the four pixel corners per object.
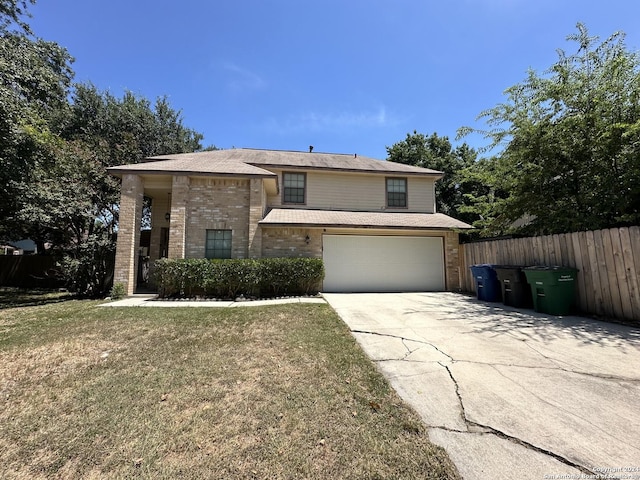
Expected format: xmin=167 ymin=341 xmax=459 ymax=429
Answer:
xmin=108 ymin=148 xmax=443 ymax=178
xmin=260 ymin=208 xmax=473 ymax=230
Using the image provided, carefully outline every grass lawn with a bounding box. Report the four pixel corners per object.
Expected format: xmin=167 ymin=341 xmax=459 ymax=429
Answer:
xmin=0 ymin=291 xmax=459 ymax=479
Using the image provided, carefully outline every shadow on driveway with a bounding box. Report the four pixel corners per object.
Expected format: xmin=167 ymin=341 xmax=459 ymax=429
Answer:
xmin=325 ymin=292 xmax=640 ymax=480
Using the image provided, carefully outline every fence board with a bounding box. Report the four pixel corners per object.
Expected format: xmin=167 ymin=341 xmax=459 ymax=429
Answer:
xmin=571 ymin=232 xmax=588 ymax=313
xmin=582 ymin=231 xmax=597 ymax=314
xmin=610 ymin=228 xmax=634 ymax=320
xmin=627 ymin=226 xmax=640 ymax=319
xmin=460 ymin=226 xmax=640 ymax=322
xmin=585 ymin=230 xmax=605 ymax=316
xmin=601 ymin=229 xmax=624 ymax=319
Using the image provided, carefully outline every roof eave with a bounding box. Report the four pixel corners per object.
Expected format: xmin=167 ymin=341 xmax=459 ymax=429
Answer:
xmin=258 ymin=222 xmax=472 ymax=230
xmin=246 ymin=162 xmax=443 ymax=178
xmin=107 ymin=168 xmax=277 ymax=179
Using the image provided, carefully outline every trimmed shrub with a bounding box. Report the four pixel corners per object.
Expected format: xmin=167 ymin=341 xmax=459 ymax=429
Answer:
xmin=110 ymin=282 xmax=126 ymax=300
xmin=153 ymin=257 xmax=324 ymax=299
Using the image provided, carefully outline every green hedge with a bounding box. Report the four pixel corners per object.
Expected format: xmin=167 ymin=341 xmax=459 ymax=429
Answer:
xmin=153 ymin=257 xmax=325 ymax=299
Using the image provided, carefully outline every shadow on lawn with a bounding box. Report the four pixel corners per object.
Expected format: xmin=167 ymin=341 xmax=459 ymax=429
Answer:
xmin=0 ymin=287 xmax=77 ymax=309
xmin=404 ymin=292 xmax=640 ymax=349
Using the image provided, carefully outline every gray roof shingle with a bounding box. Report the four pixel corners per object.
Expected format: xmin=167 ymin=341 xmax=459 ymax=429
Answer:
xmin=108 ymin=155 xmax=276 ymax=177
xmin=108 ymin=148 xmax=443 ymax=177
xmin=259 ymin=208 xmax=473 ymax=230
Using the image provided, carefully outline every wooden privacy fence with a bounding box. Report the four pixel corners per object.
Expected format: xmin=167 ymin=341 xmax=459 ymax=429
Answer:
xmin=0 ymin=255 xmax=62 ymax=288
xmin=459 ymin=227 xmax=640 ymax=323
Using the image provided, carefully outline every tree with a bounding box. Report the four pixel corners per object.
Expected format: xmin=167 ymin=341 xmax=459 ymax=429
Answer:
xmin=60 ymin=84 xmax=203 ymax=166
xmin=386 ymin=131 xmax=478 ymax=223
xmin=0 ymin=32 xmax=74 ymax=240
xmin=459 ymin=23 xmax=640 ymax=236
xmin=0 ymin=0 xmax=35 ymax=34
xmin=0 ymin=2 xmax=206 ymax=295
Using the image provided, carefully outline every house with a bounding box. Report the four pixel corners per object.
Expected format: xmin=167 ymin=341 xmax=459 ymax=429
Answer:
xmin=108 ymin=148 xmax=472 ymax=295
xmin=1 ymin=239 xmax=38 ymax=255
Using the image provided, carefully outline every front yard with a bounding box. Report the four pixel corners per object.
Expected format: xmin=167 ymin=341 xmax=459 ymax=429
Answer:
xmin=0 ymin=291 xmax=459 ymax=479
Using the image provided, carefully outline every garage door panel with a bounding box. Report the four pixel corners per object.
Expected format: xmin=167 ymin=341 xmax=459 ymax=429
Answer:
xmin=322 ymin=235 xmax=444 ymax=292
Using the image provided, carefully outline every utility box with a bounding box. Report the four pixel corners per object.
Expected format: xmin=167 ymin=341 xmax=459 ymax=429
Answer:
xmin=523 ymin=266 xmax=578 ymax=315
xmin=469 ymin=264 xmax=502 ymax=302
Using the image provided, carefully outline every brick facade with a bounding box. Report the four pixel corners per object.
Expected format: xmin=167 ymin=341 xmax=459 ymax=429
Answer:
xmin=444 ymin=231 xmax=461 ymax=291
xmin=112 ymin=170 xmax=466 ymax=295
xmin=185 ymin=178 xmax=250 ymax=259
xmin=248 ymin=178 xmax=264 ymax=258
xmin=261 ymin=228 xmax=322 ymax=258
xmin=113 ymin=174 xmax=144 ymax=295
xmin=168 ymin=175 xmax=189 ymax=259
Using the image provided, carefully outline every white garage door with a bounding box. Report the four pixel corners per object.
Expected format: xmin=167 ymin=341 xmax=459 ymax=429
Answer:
xmin=322 ymin=235 xmax=445 ymax=292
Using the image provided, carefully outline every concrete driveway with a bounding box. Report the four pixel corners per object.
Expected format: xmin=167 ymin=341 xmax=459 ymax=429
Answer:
xmin=324 ymin=292 xmax=640 ymax=480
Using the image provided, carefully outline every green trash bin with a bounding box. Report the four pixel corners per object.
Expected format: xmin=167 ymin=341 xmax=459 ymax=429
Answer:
xmin=523 ymin=266 xmax=578 ymax=315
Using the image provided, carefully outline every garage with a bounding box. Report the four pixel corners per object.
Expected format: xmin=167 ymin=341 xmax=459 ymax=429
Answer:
xmin=322 ymin=235 xmax=445 ymax=292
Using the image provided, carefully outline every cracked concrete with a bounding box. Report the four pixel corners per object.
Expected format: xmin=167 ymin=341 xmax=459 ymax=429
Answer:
xmin=324 ymin=292 xmax=640 ymax=480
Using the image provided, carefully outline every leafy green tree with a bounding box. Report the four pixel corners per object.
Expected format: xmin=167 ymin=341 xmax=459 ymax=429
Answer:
xmin=0 ymin=0 xmax=35 ymax=33
xmin=60 ymin=84 xmax=203 ymax=166
xmin=386 ymin=131 xmax=478 ymax=223
xmin=0 ymin=32 xmax=74 ymax=240
xmin=459 ymin=23 xmax=640 ymax=235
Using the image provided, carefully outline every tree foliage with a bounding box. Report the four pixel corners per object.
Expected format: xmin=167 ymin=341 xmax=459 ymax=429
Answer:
xmin=0 ymin=5 xmax=205 ymax=295
xmin=459 ymin=23 xmax=640 ymax=236
xmin=0 ymin=0 xmax=34 ymax=33
xmin=386 ymin=131 xmax=478 ymax=223
xmin=0 ymin=32 xmax=75 ymax=240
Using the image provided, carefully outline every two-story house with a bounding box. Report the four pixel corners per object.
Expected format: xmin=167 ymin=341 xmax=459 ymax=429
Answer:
xmin=108 ymin=148 xmax=472 ymax=295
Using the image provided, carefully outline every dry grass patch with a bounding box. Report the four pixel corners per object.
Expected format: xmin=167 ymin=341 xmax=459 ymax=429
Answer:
xmin=0 ymin=295 xmax=459 ymax=479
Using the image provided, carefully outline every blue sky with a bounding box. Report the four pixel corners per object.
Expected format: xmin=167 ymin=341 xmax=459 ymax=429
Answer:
xmin=30 ymin=0 xmax=640 ymax=159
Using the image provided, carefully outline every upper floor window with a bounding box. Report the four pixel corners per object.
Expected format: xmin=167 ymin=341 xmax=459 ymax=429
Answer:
xmin=283 ymin=172 xmax=306 ymax=204
xmin=205 ymin=229 xmax=232 ymax=259
xmin=386 ymin=177 xmax=407 ymax=208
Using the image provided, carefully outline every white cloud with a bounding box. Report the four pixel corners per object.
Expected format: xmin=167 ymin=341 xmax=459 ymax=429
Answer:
xmin=265 ymin=106 xmax=397 ymax=134
xmin=223 ymin=63 xmax=266 ymax=92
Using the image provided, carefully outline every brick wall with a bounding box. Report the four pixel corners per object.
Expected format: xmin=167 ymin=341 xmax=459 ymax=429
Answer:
xmin=186 ymin=178 xmax=251 ymax=258
xmin=444 ymin=231 xmax=461 ymax=291
xmin=168 ymin=175 xmax=189 ymax=259
xmin=248 ymin=178 xmax=263 ymax=258
xmin=114 ymin=174 xmax=143 ymax=295
xmin=261 ymin=228 xmax=322 ymax=258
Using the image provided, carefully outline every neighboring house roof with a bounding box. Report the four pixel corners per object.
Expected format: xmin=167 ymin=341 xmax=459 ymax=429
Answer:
xmin=260 ymin=208 xmax=473 ymax=230
xmin=107 ymin=148 xmax=443 ymax=178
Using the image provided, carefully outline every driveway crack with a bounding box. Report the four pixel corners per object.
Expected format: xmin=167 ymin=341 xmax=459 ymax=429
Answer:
xmin=350 ymin=329 xmax=454 ymax=362
xmin=440 ymin=362 xmax=597 ymax=476
xmin=350 ymin=327 xmax=621 ymax=474
xmin=465 ymin=420 xmax=595 ymax=476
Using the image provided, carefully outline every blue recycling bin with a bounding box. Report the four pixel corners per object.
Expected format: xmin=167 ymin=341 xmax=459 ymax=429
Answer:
xmin=469 ymin=264 xmax=502 ymax=302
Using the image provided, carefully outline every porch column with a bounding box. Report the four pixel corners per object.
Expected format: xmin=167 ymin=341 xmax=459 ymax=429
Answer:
xmin=114 ymin=174 xmax=144 ymax=295
xmin=248 ymin=178 xmax=263 ymax=258
xmin=168 ymin=175 xmax=189 ymax=259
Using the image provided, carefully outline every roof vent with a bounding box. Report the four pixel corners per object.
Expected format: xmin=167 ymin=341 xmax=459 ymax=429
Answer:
xmin=309 ymin=145 xmax=313 ymax=153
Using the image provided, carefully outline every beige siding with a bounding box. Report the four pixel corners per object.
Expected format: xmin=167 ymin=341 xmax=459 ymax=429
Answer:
xmin=267 ymin=170 xmax=436 ymax=213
